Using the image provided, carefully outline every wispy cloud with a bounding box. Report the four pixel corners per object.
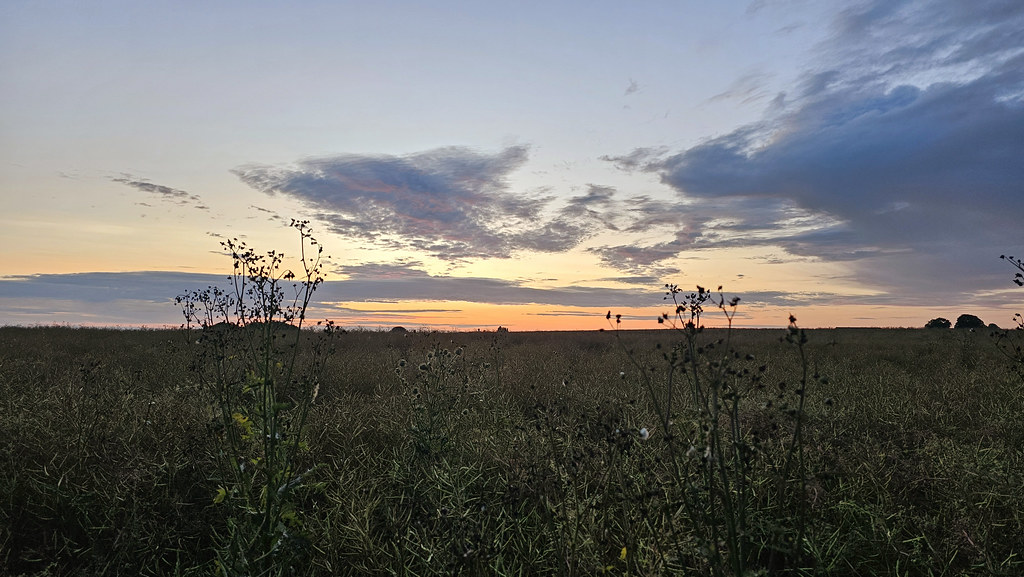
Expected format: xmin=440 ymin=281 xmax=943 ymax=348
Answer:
xmin=233 ymin=146 xmax=614 ymax=261
xmin=323 ymin=261 xmax=654 ymax=307
xmin=599 ymin=147 xmax=669 ymax=173
xmin=594 ymin=275 xmax=667 ymax=285
xmin=708 ymin=71 xmax=773 ymax=105
xmin=247 ymin=204 xmax=286 ymax=223
xmin=112 ymin=175 xmax=208 ymax=210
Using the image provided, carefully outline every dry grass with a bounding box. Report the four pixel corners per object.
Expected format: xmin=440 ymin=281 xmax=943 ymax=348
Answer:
xmin=1 ymin=324 xmax=1022 ymax=576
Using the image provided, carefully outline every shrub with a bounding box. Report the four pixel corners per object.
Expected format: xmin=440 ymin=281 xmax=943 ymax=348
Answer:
xmin=925 ymin=317 xmax=951 ymax=329
xmin=955 ymin=314 xmax=985 ymax=329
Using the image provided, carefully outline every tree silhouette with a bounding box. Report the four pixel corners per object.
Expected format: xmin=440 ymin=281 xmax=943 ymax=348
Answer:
xmin=954 ymin=314 xmax=985 ymax=329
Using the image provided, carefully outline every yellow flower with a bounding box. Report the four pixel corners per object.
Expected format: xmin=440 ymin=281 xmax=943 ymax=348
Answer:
xmin=232 ymin=412 xmax=254 ymax=439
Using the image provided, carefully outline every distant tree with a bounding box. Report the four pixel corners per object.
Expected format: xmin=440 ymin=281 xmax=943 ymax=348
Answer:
xmin=925 ymin=317 xmax=951 ymax=329
xmin=988 ymin=323 xmax=1001 ymax=330
xmin=954 ymin=314 xmax=985 ymax=329
xmin=391 ymin=326 xmax=408 ymax=333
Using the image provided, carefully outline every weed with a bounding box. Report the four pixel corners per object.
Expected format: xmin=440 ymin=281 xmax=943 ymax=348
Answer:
xmin=994 ymin=255 xmax=1024 ymax=383
xmin=610 ymin=285 xmax=818 ymax=576
xmin=176 ymin=220 xmax=336 ymax=577
xmin=397 ymin=344 xmax=475 ymax=458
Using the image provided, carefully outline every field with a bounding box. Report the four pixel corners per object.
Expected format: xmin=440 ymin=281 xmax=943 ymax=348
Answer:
xmin=2 ymin=323 xmax=1022 ymax=576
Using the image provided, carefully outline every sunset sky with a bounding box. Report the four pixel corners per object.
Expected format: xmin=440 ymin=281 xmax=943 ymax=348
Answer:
xmin=2 ymin=0 xmax=1022 ymax=331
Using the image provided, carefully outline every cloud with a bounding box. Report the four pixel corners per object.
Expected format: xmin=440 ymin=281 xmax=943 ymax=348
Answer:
xmin=247 ymin=204 xmax=286 ymax=223
xmin=0 ymin=271 xmax=221 ymax=304
xmin=594 ymin=275 xmax=667 ymax=285
xmin=338 ymin=261 xmax=430 ymax=280
xmin=0 ymin=268 xmax=657 ymax=326
xmin=112 ymin=175 xmax=208 ymax=210
xmin=708 ymin=71 xmax=773 ymax=105
xmin=589 ymin=241 xmax=686 ymax=277
xmin=233 ymin=146 xmax=612 ymax=261
xmin=599 ymin=147 xmax=668 ymax=173
xmin=4 ymin=266 xmax=1016 ymax=328
xmin=0 ymin=271 xmax=232 ymax=326
xmin=586 ymin=193 xmax=838 ymax=275
xmin=317 ymin=262 xmax=655 ymax=308
xmin=528 ymin=310 xmax=608 ymax=318
xmin=338 ymin=307 xmax=463 ymax=314
xmin=601 ymin=0 xmax=1024 ymax=297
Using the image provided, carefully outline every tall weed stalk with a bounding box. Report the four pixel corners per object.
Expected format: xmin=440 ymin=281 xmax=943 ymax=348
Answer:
xmin=612 ymin=285 xmax=815 ymax=576
xmin=995 ymin=255 xmax=1024 ymax=383
xmin=177 ymin=220 xmax=336 ymax=577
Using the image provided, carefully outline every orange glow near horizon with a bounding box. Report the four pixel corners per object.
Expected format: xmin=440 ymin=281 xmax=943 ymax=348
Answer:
xmin=5 ymin=300 xmax=1018 ymax=332
xmin=309 ymin=301 xmax=1023 ymax=332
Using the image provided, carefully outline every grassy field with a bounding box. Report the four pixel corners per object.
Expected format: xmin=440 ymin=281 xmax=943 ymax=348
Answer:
xmin=1 ymin=323 xmax=1022 ymax=576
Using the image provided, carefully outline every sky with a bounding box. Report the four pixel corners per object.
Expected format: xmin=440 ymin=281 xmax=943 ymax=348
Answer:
xmin=1 ymin=0 xmax=1022 ymax=331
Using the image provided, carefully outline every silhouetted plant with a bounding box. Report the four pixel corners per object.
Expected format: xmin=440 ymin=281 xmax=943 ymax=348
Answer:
xmin=176 ymin=220 xmax=336 ymax=577
xmin=1001 ymin=254 xmax=1024 ymax=287
xmin=994 ymin=255 xmax=1024 ymax=383
xmin=397 ymin=344 xmax=475 ymax=457
xmin=610 ymin=285 xmax=818 ymax=576
xmin=925 ymin=317 xmax=951 ymax=329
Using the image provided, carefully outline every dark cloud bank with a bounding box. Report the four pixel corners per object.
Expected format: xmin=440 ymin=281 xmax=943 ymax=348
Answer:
xmin=601 ymin=0 xmax=1024 ymax=300
xmin=0 ymin=269 xmax=651 ymax=327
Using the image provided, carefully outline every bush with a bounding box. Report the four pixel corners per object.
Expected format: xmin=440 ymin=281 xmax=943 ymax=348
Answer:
xmin=925 ymin=317 xmax=951 ymax=329
xmin=955 ymin=314 xmax=985 ymax=329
